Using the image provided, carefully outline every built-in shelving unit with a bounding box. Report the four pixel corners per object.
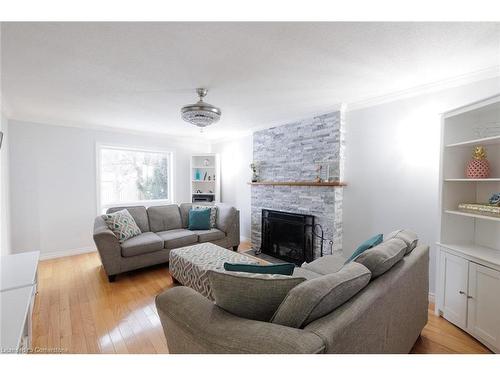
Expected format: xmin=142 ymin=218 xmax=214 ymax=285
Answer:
xmin=436 ymin=95 xmax=500 ymax=353
xmin=190 ymin=154 xmax=220 ymax=203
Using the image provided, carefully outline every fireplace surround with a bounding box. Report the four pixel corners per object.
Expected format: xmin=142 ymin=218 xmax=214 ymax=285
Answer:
xmin=251 ymin=110 xmax=345 ymax=259
xmin=259 ymin=209 xmax=314 ymax=265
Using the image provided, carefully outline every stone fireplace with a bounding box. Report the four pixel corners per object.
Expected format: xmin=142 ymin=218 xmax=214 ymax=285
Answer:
xmin=251 ymin=110 xmax=345 ymax=259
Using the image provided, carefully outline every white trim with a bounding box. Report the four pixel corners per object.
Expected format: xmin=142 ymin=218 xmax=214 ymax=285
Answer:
xmin=428 ymin=292 xmax=436 ymax=304
xmin=39 ymin=247 xmax=97 ymax=261
xmin=95 ymin=143 xmax=174 ymax=214
xmin=442 ymin=93 xmax=500 ymax=118
xmin=346 ymin=65 xmax=500 ymax=111
xmin=7 ymin=115 xmax=207 ymax=143
xmin=209 ymin=105 xmax=344 ymax=145
xmin=240 ymin=235 xmax=251 ymax=243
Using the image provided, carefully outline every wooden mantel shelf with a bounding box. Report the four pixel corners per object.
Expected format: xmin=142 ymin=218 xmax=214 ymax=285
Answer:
xmin=248 ymin=181 xmax=347 ymax=187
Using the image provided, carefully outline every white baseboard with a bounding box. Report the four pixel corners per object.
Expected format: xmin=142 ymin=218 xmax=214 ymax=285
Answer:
xmin=39 ymin=246 xmax=97 ymax=260
xmin=428 ymin=292 xmax=436 ymax=304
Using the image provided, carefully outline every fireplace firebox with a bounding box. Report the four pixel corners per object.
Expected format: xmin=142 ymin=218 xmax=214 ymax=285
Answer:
xmin=260 ymin=209 xmax=314 ymax=265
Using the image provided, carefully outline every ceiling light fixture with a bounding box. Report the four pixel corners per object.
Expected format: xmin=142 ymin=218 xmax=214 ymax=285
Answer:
xmin=181 ymin=88 xmax=221 ymax=132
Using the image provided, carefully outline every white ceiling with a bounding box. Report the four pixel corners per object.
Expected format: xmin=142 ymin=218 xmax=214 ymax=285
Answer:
xmin=2 ymin=22 xmax=500 ymax=140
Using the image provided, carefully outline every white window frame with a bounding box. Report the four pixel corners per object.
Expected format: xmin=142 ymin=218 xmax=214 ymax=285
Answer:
xmin=96 ymin=143 xmax=174 ymax=214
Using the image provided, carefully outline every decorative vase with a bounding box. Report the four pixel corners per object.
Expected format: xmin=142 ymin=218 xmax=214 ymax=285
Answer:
xmin=195 ymin=169 xmax=201 ymax=181
xmin=466 ymin=146 xmax=490 ymax=178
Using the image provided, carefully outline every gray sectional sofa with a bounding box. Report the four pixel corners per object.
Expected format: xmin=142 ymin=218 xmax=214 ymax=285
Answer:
xmin=93 ymin=203 xmax=240 ymax=281
xmin=156 ymin=243 xmax=429 ymax=353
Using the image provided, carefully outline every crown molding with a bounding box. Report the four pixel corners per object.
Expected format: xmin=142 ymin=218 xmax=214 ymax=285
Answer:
xmin=7 ymin=115 xmax=210 ymax=144
xmin=346 ymin=65 xmax=500 ymax=111
xmin=209 ymin=104 xmax=344 ymax=144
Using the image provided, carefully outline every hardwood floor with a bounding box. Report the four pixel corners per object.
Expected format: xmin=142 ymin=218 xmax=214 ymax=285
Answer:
xmin=32 ymin=244 xmax=491 ymax=354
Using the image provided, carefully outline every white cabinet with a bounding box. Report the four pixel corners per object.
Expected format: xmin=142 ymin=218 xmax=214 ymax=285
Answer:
xmin=441 ymin=251 xmax=468 ymax=328
xmin=438 ymin=248 xmax=500 ymax=353
xmin=467 ymin=262 xmax=500 ymax=350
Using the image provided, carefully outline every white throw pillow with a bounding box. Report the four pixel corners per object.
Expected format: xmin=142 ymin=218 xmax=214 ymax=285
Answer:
xmin=103 ymin=209 xmax=141 ymax=242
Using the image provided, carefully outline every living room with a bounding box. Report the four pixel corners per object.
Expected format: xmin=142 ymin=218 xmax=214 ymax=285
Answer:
xmin=1 ymin=1 xmax=500 ymax=373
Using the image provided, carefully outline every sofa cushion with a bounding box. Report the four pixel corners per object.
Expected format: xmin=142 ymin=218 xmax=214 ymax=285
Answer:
xmin=147 ymin=205 xmax=183 ymax=232
xmin=107 ymin=206 xmax=150 ymax=233
xmin=103 ymin=209 xmax=142 ymax=243
xmin=345 ymin=233 xmax=383 ymax=263
xmin=208 ymin=271 xmax=306 ymax=322
xmin=157 ymin=229 xmax=198 ymax=249
xmin=121 ymin=232 xmax=164 ymax=257
xmin=192 ymin=228 xmax=225 ymax=242
xmin=354 ymin=238 xmax=406 ymax=278
xmin=301 ymin=254 xmax=346 ymax=275
xmin=385 ymin=229 xmax=418 ymax=255
xmin=271 ymin=262 xmax=371 ymax=328
xmin=292 ymin=267 xmax=323 ymax=280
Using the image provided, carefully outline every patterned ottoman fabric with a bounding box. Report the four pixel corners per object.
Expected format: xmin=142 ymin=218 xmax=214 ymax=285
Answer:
xmin=169 ymin=243 xmax=259 ymax=300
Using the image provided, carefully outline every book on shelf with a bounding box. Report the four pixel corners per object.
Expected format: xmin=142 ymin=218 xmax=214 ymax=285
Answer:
xmin=458 ymin=203 xmax=500 ymax=216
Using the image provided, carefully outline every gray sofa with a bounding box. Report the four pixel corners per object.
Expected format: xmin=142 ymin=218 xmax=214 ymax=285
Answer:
xmin=93 ymin=203 xmax=240 ymax=282
xmin=155 ymin=244 xmax=429 ymax=353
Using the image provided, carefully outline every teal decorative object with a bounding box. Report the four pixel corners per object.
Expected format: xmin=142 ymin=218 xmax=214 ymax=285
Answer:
xmin=194 ymin=169 xmax=201 ymax=181
xmin=223 ymin=262 xmax=295 ymax=275
xmin=188 ymin=208 xmax=211 ymax=230
xmin=489 ymin=193 xmax=500 ymax=206
xmin=345 ymin=234 xmax=383 ymax=264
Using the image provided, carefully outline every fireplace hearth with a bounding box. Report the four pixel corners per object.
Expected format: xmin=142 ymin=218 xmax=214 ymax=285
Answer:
xmin=259 ymin=209 xmax=314 ymax=265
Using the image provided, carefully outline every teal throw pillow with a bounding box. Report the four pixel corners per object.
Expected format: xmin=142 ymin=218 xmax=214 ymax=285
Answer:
xmin=188 ymin=208 xmax=211 ymax=230
xmin=223 ymin=262 xmax=296 ymax=276
xmin=345 ymin=234 xmax=383 ymax=264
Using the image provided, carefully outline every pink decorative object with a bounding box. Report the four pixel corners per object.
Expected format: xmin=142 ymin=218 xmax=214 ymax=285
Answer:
xmin=466 ymin=146 xmax=490 ymax=179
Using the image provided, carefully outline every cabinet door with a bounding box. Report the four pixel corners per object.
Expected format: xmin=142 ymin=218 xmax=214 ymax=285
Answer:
xmin=467 ymin=262 xmax=500 ymax=352
xmin=441 ymin=251 xmax=469 ymax=329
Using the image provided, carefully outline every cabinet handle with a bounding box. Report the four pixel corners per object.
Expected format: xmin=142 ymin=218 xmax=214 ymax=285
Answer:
xmin=459 ymin=290 xmax=466 ymax=295
xmin=467 ymin=295 xmax=473 ymax=299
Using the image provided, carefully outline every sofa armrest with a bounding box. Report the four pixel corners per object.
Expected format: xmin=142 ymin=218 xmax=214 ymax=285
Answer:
xmin=215 ymin=204 xmax=240 ymax=247
xmin=155 ymin=286 xmax=325 ymax=354
xmin=93 ymin=216 xmax=122 ymax=276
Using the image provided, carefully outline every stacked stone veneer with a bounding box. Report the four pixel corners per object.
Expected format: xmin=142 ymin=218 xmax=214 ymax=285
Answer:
xmin=251 ymin=110 xmax=345 ymax=259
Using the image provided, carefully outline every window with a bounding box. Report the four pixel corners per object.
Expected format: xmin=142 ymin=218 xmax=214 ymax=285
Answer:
xmin=97 ymin=145 xmax=173 ymax=212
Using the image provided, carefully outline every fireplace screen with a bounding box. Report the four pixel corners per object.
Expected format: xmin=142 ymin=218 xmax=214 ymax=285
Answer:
xmin=260 ymin=209 xmax=314 ymax=265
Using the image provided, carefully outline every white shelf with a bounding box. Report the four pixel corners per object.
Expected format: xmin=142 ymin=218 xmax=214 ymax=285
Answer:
xmin=445 ymin=209 xmax=500 ymax=222
xmin=437 ymin=242 xmax=500 ymax=269
xmin=192 ymin=193 xmax=215 ymax=195
xmin=445 ymin=135 xmax=500 ymax=148
xmin=192 ymin=180 xmax=215 ymax=183
xmin=192 ymin=166 xmax=215 ymax=169
xmin=444 ymin=178 xmax=500 ymax=182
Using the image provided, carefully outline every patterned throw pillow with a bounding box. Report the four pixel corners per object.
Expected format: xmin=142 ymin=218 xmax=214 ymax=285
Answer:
xmin=103 ymin=209 xmax=141 ymax=243
xmin=192 ymin=205 xmax=217 ymax=228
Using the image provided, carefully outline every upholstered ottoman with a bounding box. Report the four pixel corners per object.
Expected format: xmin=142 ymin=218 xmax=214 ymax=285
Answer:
xmin=169 ymin=243 xmax=259 ymax=300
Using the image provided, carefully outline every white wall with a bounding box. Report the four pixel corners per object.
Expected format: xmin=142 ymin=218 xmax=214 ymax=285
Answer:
xmin=343 ymin=76 xmax=500 ymax=294
xmin=211 ymin=135 xmax=253 ymax=241
xmin=8 ymin=120 xmax=210 ymax=258
xmin=0 ymin=112 xmax=11 ymax=256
